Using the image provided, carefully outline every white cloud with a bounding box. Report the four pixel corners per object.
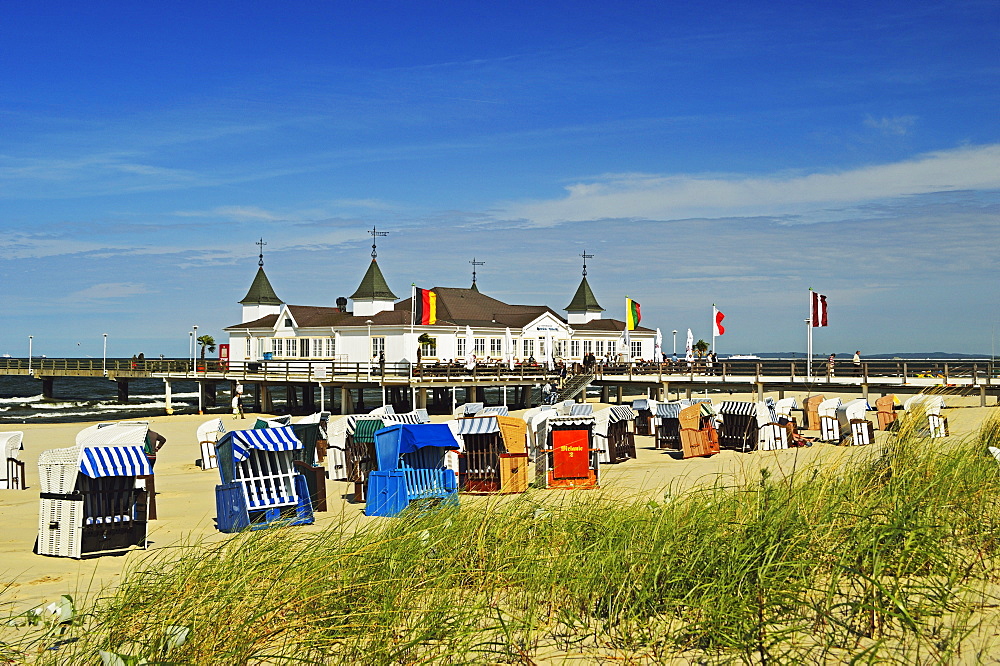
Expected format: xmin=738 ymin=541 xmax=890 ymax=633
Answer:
xmin=863 ymin=114 xmax=917 ymax=136
xmin=70 ymin=282 xmax=150 ymax=300
xmin=503 ymin=144 xmax=1000 ymax=225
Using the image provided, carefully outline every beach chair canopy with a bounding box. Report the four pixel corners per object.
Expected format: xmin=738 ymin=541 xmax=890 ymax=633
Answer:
xmin=775 ymin=397 xmax=798 ymax=417
xmin=454 ymin=416 xmax=501 ymax=435
xmin=223 ymin=426 xmax=303 ymax=463
xmin=838 ymin=398 xmax=872 ymax=423
xmin=632 ymin=399 xmax=651 ymax=411
xmin=460 ymin=402 xmax=485 ymax=416
xmin=719 ymin=401 xmax=756 ymax=416
xmin=755 ymin=401 xmax=778 ymax=426
xmin=197 ymin=418 xmax=226 ymax=443
xmin=79 ymin=445 xmax=152 ymax=479
xmin=608 ymin=406 xmax=635 ymax=423
xmin=656 ymin=403 xmax=682 ymax=419
xmin=570 ymin=403 xmax=593 ymax=416
xmin=374 ymin=424 xmax=460 ymax=471
xmin=346 ymin=415 xmax=385 ymax=435
xmin=76 ymin=421 xmax=149 ymax=448
xmin=295 ymin=411 xmax=330 ymax=425
xmin=818 ymin=397 xmax=843 ymax=417
xmin=548 ymin=414 xmax=597 ymax=428
xmin=253 ymin=415 xmax=291 ymax=429
xmin=369 ymin=405 xmax=396 ymax=416
xmin=0 ymin=431 xmax=24 ymax=458
xmin=479 ymin=405 xmax=509 ymax=417
xmin=904 ymin=394 xmax=946 ymax=413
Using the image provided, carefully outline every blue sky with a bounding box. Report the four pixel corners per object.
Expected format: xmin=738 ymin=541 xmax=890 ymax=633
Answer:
xmin=1 ymin=1 xmax=998 ymax=358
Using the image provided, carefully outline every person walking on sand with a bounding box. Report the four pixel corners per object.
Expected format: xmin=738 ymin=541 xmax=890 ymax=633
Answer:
xmin=853 ymin=350 xmax=861 ymax=377
xmin=827 ymin=353 xmax=836 ymax=378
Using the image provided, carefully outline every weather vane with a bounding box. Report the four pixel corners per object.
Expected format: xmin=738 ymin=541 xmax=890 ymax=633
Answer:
xmin=470 ymin=257 xmax=486 ymax=285
xmin=369 ymin=225 xmax=388 ymax=259
xmin=580 ymin=250 xmax=594 ymax=277
xmin=257 ymin=238 xmax=267 ymax=267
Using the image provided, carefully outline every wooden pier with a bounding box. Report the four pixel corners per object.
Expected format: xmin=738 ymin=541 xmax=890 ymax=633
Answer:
xmin=1 ymin=358 xmax=997 ymax=415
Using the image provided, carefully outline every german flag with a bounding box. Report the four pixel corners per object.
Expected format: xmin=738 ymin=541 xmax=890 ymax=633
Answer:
xmin=414 ymin=288 xmax=437 ymax=325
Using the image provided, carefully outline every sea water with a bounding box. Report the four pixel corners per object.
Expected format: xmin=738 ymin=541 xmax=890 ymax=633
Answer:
xmin=0 ymin=375 xmax=206 ymax=424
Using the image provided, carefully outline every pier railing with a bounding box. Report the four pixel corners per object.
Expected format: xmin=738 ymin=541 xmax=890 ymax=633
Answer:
xmin=0 ymin=357 xmax=995 ymax=385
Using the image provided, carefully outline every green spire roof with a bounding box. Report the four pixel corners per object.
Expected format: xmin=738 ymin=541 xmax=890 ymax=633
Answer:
xmin=239 ymin=266 xmax=282 ymax=306
xmin=565 ymin=276 xmax=604 ymax=313
xmin=350 ymin=259 xmax=397 ymax=301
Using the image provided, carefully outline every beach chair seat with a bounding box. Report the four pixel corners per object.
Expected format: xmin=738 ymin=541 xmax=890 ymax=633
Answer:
xmin=804 ymin=395 xmax=825 ymax=431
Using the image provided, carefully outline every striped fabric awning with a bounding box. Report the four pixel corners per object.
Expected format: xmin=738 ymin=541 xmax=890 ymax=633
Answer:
xmin=230 ymin=426 xmax=303 ymax=463
xmin=346 ymin=415 xmax=386 ymax=435
xmin=79 ymin=445 xmax=152 ymax=478
xmin=570 ymin=404 xmax=593 ymax=415
xmin=608 ymin=406 xmax=635 ymax=423
xmin=455 ymin=416 xmax=500 ymax=435
xmin=656 ymin=403 xmax=681 ymax=418
xmin=351 ymin=419 xmax=385 ymax=444
xmin=463 ymin=402 xmax=484 ymax=415
xmin=388 ymin=413 xmax=424 ymax=425
xmin=548 ymin=415 xmax=596 ymax=427
xmin=720 ymin=401 xmax=757 ymax=416
xmin=479 ymin=405 xmax=509 ymax=416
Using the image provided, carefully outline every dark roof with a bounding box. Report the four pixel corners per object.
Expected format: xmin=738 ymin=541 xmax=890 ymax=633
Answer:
xmin=564 ymin=276 xmax=604 ymax=313
xmin=396 ymin=287 xmax=560 ymax=328
xmin=239 ymin=267 xmax=282 ymax=306
xmin=350 ymin=259 xmax=397 ymax=301
xmin=571 ymin=318 xmax=654 ymax=333
xmin=225 ymin=304 xmax=411 ymax=330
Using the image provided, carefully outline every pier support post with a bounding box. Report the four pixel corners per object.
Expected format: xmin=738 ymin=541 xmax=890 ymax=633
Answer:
xmin=685 ymin=387 xmax=692 ymax=400
xmin=340 ymin=387 xmax=353 ymax=415
xmin=117 ymin=380 xmax=129 ymax=404
xmin=616 ymin=385 xmax=623 ymax=404
xmin=41 ymin=378 xmax=54 ymax=399
xmin=601 ymin=385 xmax=609 ymax=403
xmin=862 ymin=384 xmax=869 ymax=402
xmin=981 ymin=385 xmax=987 ymax=408
xmin=204 ymin=382 xmax=217 ymax=408
xmin=661 ymin=382 xmax=669 ymax=402
xmin=756 ymin=383 xmax=764 ymax=402
xmin=164 ymin=379 xmax=173 ymax=415
xmin=261 ymin=383 xmax=273 ymax=413
xmin=418 ymin=387 xmax=428 ymax=410
xmin=778 ymin=388 xmax=785 ymax=400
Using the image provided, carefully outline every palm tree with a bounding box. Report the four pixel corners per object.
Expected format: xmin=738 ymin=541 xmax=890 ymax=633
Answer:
xmin=694 ymin=339 xmax=710 ymax=358
xmin=198 ymin=334 xmax=216 ymax=360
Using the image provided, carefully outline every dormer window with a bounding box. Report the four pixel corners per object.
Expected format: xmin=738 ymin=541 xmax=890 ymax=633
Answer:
xmin=284 ymin=318 xmax=293 ymax=328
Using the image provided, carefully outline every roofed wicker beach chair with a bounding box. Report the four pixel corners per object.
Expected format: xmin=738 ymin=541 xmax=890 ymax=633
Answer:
xmin=904 ymin=394 xmax=949 ymax=438
xmin=818 ymin=397 xmax=843 ymax=442
xmin=592 ymin=405 xmax=636 ymax=463
xmin=756 ymin=400 xmax=789 ymax=451
xmin=537 ymin=414 xmax=600 ymax=489
xmin=631 ymin=398 xmax=656 ymax=436
xmin=875 ymin=394 xmax=901 ymax=431
xmin=804 ymin=395 xmax=826 ymax=431
xmin=838 ymin=398 xmax=874 ymax=445
xmin=0 ymin=431 xmax=25 ymax=490
xmin=213 ymin=426 xmax=314 ymax=532
xmin=451 ymin=415 xmax=529 ymax=494
xmin=365 ymin=423 xmax=460 ymax=517
xmin=718 ymin=401 xmax=758 ymax=452
xmin=37 ymin=422 xmax=152 ymax=559
xmin=344 ymin=415 xmax=386 ymax=501
xmin=196 ymin=418 xmax=226 ymax=470
xmin=678 ymin=402 xmax=720 ymax=459
xmin=654 ymin=402 xmax=682 ymax=451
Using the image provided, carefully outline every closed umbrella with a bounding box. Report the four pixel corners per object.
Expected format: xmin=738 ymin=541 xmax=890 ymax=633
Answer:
xmin=654 ymin=328 xmax=663 ymax=363
xmin=504 ymin=327 xmax=514 ymax=370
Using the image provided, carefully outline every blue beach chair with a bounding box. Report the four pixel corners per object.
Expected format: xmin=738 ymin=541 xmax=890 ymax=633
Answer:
xmin=366 ymin=423 xmax=460 ymax=517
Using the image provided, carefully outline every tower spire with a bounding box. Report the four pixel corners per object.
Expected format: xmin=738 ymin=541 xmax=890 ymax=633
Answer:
xmin=368 ymin=225 xmax=388 ymax=260
xmin=470 ymin=257 xmax=486 ymax=288
xmin=257 ymin=238 xmax=267 ymax=267
xmin=581 ymin=250 xmax=594 ymax=277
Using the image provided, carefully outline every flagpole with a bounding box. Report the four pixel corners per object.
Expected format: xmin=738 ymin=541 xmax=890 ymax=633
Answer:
xmin=807 ymin=288 xmax=813 ymax=381
xmin=712 ymin=304 xmax=717 ymax=355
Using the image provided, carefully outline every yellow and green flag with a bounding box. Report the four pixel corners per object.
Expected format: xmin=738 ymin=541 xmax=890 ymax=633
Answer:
xmin=626 ymin=298 xmax=641 ymax=330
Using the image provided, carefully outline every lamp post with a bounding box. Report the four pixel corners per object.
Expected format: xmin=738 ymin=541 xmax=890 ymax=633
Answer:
xmin=102 ymin=333 xmax=108 ymax=376
xmin=189 ymin=331 xmax=194 ymax=375
xmin=27 ymin=336 xmax=33 ymax=372
xmin=366 ymin=320 xmax=373 ymax=382
xmin=672 ymin=330 xmax=678 ymax=356
xmin=193 ymin=325 xmax=199 ymax=372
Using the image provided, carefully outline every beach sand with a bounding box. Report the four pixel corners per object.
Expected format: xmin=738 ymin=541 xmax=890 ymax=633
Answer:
xmin=1 ymin=388 xmax=996 ymax=616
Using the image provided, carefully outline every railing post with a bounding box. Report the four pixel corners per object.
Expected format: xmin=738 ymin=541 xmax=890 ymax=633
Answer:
xmin=902 ymin=363 xmax=908 ymax=384
xmin=944 ymin=363 xmax=949 ymax=383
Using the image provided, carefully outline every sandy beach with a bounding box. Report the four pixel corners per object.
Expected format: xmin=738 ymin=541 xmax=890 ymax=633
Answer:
xmin=1 ymin=388 xmax=996 ymax=617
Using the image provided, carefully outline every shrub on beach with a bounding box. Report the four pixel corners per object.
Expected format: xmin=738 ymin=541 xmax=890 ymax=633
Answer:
xmin=14 ymin=413 xmax=1000 ymax=664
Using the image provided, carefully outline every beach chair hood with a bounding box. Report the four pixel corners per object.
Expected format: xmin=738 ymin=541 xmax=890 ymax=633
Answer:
xmin=374 ymin=424 xmax=459 ymax=471
xmin=79 ymin=445 xmax=151 ymax=478
xmin=224 ymin=426 xmax=303 ymax=463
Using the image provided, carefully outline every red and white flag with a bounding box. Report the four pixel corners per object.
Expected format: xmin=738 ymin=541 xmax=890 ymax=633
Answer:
xmin=713 ymin=305 xmax=725 ymax=336
xmin=811 ymin=291 xmax=828 ymax=327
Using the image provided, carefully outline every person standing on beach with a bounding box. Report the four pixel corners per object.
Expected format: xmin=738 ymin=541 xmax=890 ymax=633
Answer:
xmin=853 ymin=350 xmax=861 ymax=377
xmin=827 ymin=353 xmax=836 ymax=378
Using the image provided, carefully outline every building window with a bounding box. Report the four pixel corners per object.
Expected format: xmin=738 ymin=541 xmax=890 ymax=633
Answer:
xmin=421 ymin=337 xmax=437 ymax=358
xmin=245 ymin=337 xmax=252 ymax=359
xmin=300 ymin=339 xmax=311 ymax=358
xmin=582 ymin=340 xmax=592 ymax=355
xmin=490 ymin=338 xmax=502 ymax=357
xmin=371 ymin=337 xmax=385 ymax=359
xmin=555 ymin=340 xmax=568 ymax=358
xmin=595 ymin=340 xmax=605 ymax=356
xmin=474 ymin=338 xmax=486 ymax=356
xmin=325 ymin=337 xmax=336 ymax=358
xmin=523 ymin=338 xmax=534 ymax=358
xmin=284 ymin=317 xmax=293 ymax=328
xmin=631 ymin=341 xmax=642 ymax=359
xmin=273 ymin=338 xmax=284 ymax=357
xmin=457 ymin=338 xmax=466 ymax=358
xmin=570 ymin=340 xmax=580 ymax=358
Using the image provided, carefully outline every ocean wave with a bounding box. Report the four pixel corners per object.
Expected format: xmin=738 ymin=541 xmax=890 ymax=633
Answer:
xmin=31 ymin=401 xmax=91 ymax=410
xmin=0 ymin=394 xmax=46 ymax=404
xmin=131 ymin=392 xmax=200 ymax=400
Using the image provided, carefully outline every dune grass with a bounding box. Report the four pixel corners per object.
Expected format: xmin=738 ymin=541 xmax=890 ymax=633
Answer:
xmin=11 ymin=412 xmax=1000 ymax=664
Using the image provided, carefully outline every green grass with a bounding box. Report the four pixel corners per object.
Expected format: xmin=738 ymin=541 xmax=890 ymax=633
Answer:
xmin=9 ymin=412 xmax=1000 ymax=664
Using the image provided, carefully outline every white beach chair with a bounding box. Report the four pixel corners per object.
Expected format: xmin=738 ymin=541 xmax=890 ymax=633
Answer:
xmin=904 ymin=395 xmax=949 ymax=437
xmin=324 ymin=416 xmax=349 ymax=481
xmin=774 ymin=397 xmax=798 ymax=422
xmin=837 ymin=399 xmax=874 ymax=445
xmin=197 ymin=418 xmax=226 ymax=470
xmin=0 ymin=431 xmax=25 ymax=489
xmin=818 ymin=398 xmax=843 ymax=442
xmin=756 ymin=401 xmax=788 ymax=451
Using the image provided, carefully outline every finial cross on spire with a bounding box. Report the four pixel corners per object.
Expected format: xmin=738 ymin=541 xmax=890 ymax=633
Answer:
xmin=580 ymin=250 xmax=595 ymax=277
xmin=470 ymin=257 xmax=486 ymax=285
xmin=257 ymin=238 xmax=267 ymax=267
xmin=369 ymin=225 xmax=389 ymax=259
